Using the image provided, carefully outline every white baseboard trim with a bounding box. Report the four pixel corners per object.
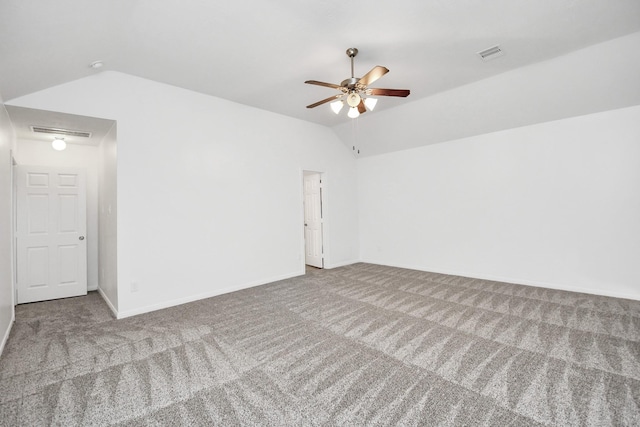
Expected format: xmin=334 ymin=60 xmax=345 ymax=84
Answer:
xmin=324 ymin=259 xmax=361 ymax=269
xmin=116 ymin=271 xmax=304 ymax=319
xmin=87 ymin=285 xmax=98 ymax=292
xmin=0 ymin=311 xmax=15 ymax=358
xmin=363 ymin=260 xmax=640 ymax=301
xmin=97 ymin=288 xmax=119 ymax=319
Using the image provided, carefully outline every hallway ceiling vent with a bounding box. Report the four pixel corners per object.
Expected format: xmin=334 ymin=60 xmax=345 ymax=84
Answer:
xmin=30 ymin=126 xmax=92 ymax=138
xmin=477 ymin=45 xmax=504 ymax=61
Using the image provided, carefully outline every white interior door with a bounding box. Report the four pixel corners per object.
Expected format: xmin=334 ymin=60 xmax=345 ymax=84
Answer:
xmin=15 ymin=166 xmax=87 ymax=304
xmin=303 ymin=172 xmax=323 ymax=268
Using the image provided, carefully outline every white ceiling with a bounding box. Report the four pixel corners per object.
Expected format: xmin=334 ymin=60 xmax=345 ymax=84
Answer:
xmin=1 ymin=0 xmax=639 ymax=129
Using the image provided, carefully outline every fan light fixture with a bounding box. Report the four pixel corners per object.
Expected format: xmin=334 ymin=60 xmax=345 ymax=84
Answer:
xmin=330 ymin=100 xmax=344 ymax=114
xmin=347 ymin=107 xmax=360 ymax=118
xmin=330 ymin=95 xmax=376 ymax=117
xmin=305 ymin=48 xmax=410 ymax=119
xmin=364 ymin=98 xmax=377 ymax=111
xmin=52 ymin=137 xmax=66 ymax=151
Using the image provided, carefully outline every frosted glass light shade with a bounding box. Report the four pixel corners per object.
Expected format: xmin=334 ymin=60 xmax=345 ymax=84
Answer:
xmin=330 ymin=100 xmax=344 ymax=114
xmin=347 ymin=107 xmax=360 ymax=118
xmin=364 ymin=98 xmax=377 ymax=111
xmin=52 ymin=138 xmax=66 ymax=151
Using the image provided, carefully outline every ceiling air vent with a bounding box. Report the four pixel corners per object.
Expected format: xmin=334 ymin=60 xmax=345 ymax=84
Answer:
xmin=30 ymin=126 xmax=92 ymax=138
xmin=477 ymin=45 xmax=504 ymax=61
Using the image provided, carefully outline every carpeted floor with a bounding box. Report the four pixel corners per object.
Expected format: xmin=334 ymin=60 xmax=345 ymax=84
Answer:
xmin=1 ymin=263 xmax=639 ymax=426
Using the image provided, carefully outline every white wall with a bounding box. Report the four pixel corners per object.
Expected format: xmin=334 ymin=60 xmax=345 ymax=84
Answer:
xmin=98 ymin=123 xmax=118 ymax=312
xmin=358 ymin=105 xmax=640 ymax=300
xmin=0 ymin=98 xmax=16 ymax=356
xmin=8 ymin=72 xmax=359 ymax=317
xmin=14 ymin=139 xmax=100 ymax=290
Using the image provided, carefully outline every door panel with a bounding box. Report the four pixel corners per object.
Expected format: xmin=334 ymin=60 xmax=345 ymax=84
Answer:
xmin=28 ymin=194 xmax=49 ymax=234
xmin=58 ymin=173 xmax=78 ymax=187
xmin=26 ymin=246 xmax=48 ymax=287
xmin=28 ymin=172 xmax=49 ymax=187
xmin=58 ymin=245 xmax=79 ymax=284
xmin=16 ymin=166 xmax=87 ymax=304
xmin=58 ymin=194 xmax=79 ymax=232
xmin=303 ymin=172 xmax=323 ymax=268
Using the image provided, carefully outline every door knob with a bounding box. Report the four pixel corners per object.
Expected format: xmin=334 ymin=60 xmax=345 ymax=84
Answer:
xmin=79 ymin=236 xmax=85 ymax=240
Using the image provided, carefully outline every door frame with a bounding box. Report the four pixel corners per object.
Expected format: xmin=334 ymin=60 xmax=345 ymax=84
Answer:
xmin=301 ymin=169 xmax=327 ymax=271
xmin=9 ymin=152 xmax=16 ymax=316
xmin=14 ymin=165 xmax=88 ymax=303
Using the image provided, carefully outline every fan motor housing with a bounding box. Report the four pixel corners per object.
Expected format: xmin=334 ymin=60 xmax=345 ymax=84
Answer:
xmin=341 ymin=77 xmax=360 ymax=89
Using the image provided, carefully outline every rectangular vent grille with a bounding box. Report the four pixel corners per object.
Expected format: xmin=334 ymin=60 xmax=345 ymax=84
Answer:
xmin=477 ymin=45 xmax=504 ymax=61
xmin=30 ymin=126 xmax=92 ymax=138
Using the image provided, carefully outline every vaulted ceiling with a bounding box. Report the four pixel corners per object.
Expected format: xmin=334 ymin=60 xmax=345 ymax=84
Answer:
xmin=1 ymin=0 xmax=639 ymax=128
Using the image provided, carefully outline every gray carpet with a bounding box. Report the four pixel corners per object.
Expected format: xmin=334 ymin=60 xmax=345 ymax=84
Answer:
xmin=1 ymin=263 xmax=639 ymax=426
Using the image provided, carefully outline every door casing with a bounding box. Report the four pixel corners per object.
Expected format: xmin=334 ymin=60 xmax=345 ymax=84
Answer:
xmin=303 ymin=171 xmax=324 ymax=268
xmin=15 ymin=165 xmax=88 ymax=304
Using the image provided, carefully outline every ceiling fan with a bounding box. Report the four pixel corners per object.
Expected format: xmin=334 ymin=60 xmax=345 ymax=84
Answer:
xmin=305 ymin=48 xmax=410 ymax=118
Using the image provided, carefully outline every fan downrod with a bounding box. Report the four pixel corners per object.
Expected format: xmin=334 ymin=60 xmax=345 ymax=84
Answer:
xmin=345 ymin=48 xmax=359 ymax=82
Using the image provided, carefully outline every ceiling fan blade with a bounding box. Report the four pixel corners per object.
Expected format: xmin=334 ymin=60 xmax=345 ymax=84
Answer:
xmin=357 ymin=99 xmax=367 ymax=114
xmin=358 ymin=66 xmax=389 ymax=87
xmin=306 ymin=94 xmax=342 ymax=109
xmin=368 ymin=88 xmax=410 ymax=97
xmin=305 ymin=80 xmax=342 ymax=89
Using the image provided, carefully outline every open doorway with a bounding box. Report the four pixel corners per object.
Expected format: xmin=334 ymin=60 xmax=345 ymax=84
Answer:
xmin=303 ymin=171 xmax=324 ymax=270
